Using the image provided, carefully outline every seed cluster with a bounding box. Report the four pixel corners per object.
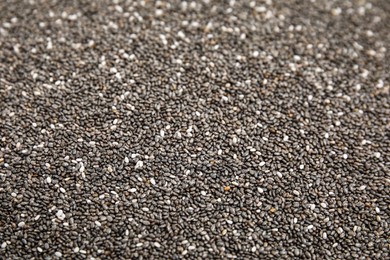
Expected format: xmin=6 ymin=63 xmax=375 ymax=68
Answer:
xmin=0 ymin=0 xmax=389 ymax=259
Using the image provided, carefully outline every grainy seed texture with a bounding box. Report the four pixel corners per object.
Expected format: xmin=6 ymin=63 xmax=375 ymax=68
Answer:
xmin=0 ymin=0 xmax=389 ymax=259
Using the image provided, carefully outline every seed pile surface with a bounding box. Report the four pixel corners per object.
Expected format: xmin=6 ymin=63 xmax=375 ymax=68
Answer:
xmin=0 ymin=0 xmax=389 ymax=259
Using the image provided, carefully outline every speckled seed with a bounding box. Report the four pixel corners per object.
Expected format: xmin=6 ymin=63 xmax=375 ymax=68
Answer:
xmin=135 ymin=160 xmax=143 ymax=169
xmin=18 ymin=222 xmax=25 ymax=228
xmin=259 ymin=161 xmax=266 ymax=167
